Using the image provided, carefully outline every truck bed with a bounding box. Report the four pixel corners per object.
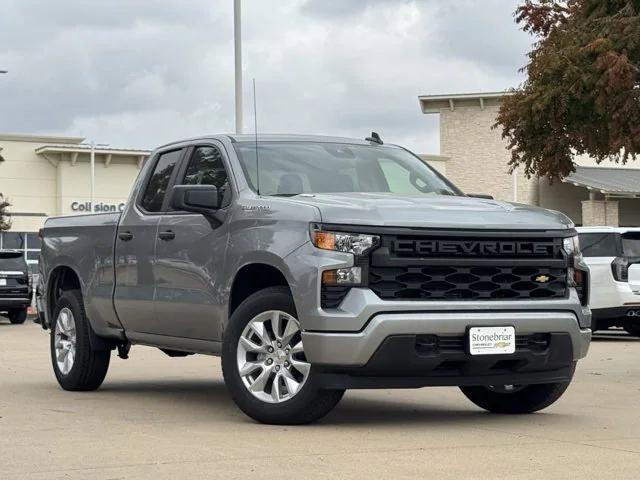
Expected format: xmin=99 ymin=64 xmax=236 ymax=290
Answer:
xmin=41 ymin=212 xmax=123 ymax=336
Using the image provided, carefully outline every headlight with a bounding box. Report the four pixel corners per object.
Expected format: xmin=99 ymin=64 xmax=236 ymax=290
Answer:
xmin=563 ymin=235 xmax=580 ymax=257
xmin=311 ymin=226 xmax=379 ymax=255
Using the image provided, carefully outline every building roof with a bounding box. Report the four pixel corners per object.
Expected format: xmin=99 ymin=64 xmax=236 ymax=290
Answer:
xmin=35 ymin=144 xmax=151 ymax=156
xmin=418 ymin=91 xmax=511 ymax=113
xmin=563 ymin=166 xmax=640 ymax=197
xmin=0 ymin=133 xmax=85 ymax=144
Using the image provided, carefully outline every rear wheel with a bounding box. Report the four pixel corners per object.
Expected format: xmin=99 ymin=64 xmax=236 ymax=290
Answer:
xmin=8 ymin=308 xmax=27 ymax=324
xmin=460 ymin=376 xmax=573 ymax=414
xmin=222 ymin=286 xmax=344 ymax=424
xmin=50 ymin=290 xmax=110 ymax=391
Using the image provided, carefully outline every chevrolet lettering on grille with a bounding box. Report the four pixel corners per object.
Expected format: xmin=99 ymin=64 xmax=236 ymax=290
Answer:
xmin=392 ymin=239 xmax=558 ymax=257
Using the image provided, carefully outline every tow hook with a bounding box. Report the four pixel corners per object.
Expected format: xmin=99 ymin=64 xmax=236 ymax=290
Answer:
xmin=117 ymin=343 xmax=131 ymax=359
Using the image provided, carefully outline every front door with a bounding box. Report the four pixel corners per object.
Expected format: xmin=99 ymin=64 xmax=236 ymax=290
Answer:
xmin=153 ymin=144 xmax=233 ymax=340
xmin=113 ymin=148 xmax=184 ymax=333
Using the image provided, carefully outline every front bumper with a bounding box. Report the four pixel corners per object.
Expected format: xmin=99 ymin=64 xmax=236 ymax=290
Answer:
xmin=592 ymin=306 xmax=640 ymax=322
xmin=303 ymin=310 xmax=591 ymax=367
xmin=305 ymin=312 xmax=589 ymax=389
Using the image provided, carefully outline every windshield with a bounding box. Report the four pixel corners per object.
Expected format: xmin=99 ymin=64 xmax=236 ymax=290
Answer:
xmin=0 ymin=251 xmax=27 ymax=271
xmin=233 ymin=141 xmax=460 ymax=197
xmin=622 ymin=232 xmax=640 ymax=257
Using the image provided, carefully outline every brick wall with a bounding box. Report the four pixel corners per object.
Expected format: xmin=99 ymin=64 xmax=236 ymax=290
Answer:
xmin=581 ymin=200 xmax=619 ymax=227
xmin=439 ymin=104 xmax=538 ymax=204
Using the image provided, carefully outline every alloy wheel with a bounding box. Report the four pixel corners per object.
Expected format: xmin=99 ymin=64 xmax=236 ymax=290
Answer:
xmin=54 ymin=307 xmax=77 ymax=375
xmin=236 ymin=310 xmax=310 ymax=403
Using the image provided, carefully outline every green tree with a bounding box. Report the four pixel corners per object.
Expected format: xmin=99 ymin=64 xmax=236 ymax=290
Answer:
xmin=496 ymin=0 xmax=640 ymax=180
xmin=0 ymin=194 xmax=10 ymax=231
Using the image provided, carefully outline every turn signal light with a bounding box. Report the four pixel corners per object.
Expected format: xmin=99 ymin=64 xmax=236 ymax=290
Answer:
xmin=322 ymin=267 xmax=362 ymax=285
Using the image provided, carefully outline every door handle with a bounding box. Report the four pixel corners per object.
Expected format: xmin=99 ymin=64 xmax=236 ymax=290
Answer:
xmin=158 ymin=230 xmax=176 ymax=241
xmin=118 ymin=231 xmax=134 ymax=242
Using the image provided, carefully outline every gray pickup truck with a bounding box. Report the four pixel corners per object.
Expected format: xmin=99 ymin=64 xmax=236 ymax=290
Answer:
xmin=38 ymin=134 xmax=592 ymax=424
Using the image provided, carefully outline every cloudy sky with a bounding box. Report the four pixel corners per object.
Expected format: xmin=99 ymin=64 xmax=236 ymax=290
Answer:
xmin=0 ymin=0 xmax=532 ymax=154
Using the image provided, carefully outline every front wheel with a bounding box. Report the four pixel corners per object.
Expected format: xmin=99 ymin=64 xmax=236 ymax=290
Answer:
xmin=222 ymin=286 xmax=344 ymax=424
xmin=50 ymin=290 xmax=110 ymax=391
xmin=8 ymin=308 xmax=27 ymax=324
xmin=460 ymin=376 xmax=574 ymax=414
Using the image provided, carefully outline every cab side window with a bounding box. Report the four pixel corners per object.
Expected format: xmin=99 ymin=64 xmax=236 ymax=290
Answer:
xmin=140 ymin=149 xmax=182 ymax=212
xmin=182 ymin=146 xmax=229 ymax=190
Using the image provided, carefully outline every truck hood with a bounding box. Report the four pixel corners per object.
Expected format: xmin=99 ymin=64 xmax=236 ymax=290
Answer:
xmin=284 ymin=193 xmax=573 ymax=230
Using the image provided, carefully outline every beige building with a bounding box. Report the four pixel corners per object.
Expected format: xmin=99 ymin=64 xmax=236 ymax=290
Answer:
xmin=0 ymin=133 xmax=150 ymax=272
xmin=419 ymin=92 xmax=640 ymax=227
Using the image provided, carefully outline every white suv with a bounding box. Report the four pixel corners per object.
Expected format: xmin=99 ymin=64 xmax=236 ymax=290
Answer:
xmin=577 ymin=227 xmax=640 ymax=336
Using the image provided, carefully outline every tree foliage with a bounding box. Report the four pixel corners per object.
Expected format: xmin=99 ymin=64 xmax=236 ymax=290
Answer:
xmin=0 ymin=194 xmax=10 ymax=231
xmin=496 ymin=0 xmax=640 ymax=180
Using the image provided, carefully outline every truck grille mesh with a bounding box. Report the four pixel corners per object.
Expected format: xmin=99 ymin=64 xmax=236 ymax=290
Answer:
xmin=369 ymin=265 xmax=567 ymax=301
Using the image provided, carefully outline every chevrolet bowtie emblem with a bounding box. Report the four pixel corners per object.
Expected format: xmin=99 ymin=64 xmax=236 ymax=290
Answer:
xmin=535 ymin=275 xmax=550 ymax=283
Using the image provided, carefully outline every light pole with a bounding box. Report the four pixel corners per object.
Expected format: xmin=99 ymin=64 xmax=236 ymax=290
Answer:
xmin=90 ymin=142 xmax=95 ymax=212
xmin=234 ymin=0 xmax=243 ymax=134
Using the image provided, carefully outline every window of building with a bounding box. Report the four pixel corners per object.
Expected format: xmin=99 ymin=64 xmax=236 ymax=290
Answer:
xmin=140 ymin=149 xmax=182 ymax=212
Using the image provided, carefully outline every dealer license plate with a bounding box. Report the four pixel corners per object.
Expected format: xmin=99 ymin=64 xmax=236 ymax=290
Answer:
xmin=469 ymin=326 xmax=516 ymax=355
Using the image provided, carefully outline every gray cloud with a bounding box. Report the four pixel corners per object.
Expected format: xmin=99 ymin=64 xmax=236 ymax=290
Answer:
xmin=301 ymin=0 xmax=408 ymax=18
xmin=0 ymin=0 xmax=528 ymax=153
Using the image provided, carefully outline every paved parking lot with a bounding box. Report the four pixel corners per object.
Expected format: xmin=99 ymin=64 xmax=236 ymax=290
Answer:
xmin=1 ymin=321 xmax=640 ymax=479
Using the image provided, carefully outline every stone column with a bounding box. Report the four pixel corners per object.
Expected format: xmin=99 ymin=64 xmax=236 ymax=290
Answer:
xmin=581 ymin=200 xmax=619 ymax=226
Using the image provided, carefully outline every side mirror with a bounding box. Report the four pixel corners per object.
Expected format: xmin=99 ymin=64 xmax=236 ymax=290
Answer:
xmin=467 ymin=193 xmax=494 ymax=200
xmin=170 ymin=185 xmax=220 ymax=214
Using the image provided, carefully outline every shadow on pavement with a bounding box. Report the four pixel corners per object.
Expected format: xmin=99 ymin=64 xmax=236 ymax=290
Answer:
xmin=94 ymin=378 xmax=572 ymax=427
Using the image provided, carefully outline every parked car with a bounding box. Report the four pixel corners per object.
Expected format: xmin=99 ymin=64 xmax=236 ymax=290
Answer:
xmin=577 ymin=227 xmax=640 ymax=336
xmin=0 ymin=249 xmax=32 ymax=324
xmin=38 ymin=134 xmax=591 ymax=424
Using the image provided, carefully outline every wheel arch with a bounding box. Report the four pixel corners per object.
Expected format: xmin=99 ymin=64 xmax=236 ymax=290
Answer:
xmin=228 ymin=263 xmax=292 ymax=320
xmin=47 ymin=265 xmax=83 ymax=322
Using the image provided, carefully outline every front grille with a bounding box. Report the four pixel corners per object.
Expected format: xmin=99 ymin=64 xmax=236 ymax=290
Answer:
xmin=369 ymin=265 xmax=567 ymax=300
xmin=367 ymin=231 xmax=569 ymax=301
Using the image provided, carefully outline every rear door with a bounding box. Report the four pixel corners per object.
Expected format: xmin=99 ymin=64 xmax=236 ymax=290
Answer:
xmin=113 ymin=148 xmax=185 ymax=333
xmin=152 ymin=143 xmax=233 ymax=340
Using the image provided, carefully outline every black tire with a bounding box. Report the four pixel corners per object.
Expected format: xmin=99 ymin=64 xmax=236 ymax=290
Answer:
xmin=625 ymin=323 xmax=640 ymax=337
xmin=8 ymin=308 xmax=27 ymax=324
xmin=222 ymin=286 xmax=344 ymax=425
xmin=460 ymin=372 xmax=574 ymax=414
xmin=50 ymin=290 xmax=110 ymax=391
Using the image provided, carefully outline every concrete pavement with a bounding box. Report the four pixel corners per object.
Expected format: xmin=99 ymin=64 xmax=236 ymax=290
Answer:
xmin=1 ymin=321 xmax=640 ymax=479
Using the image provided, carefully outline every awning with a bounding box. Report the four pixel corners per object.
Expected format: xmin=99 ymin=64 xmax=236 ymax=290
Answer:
xmin=563 ymin=166 xmax=640 ymax=197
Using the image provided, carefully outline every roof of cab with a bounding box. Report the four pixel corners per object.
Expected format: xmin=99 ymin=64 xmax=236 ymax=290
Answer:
xmin=156 ymin=133 xmax=389 ymax=150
